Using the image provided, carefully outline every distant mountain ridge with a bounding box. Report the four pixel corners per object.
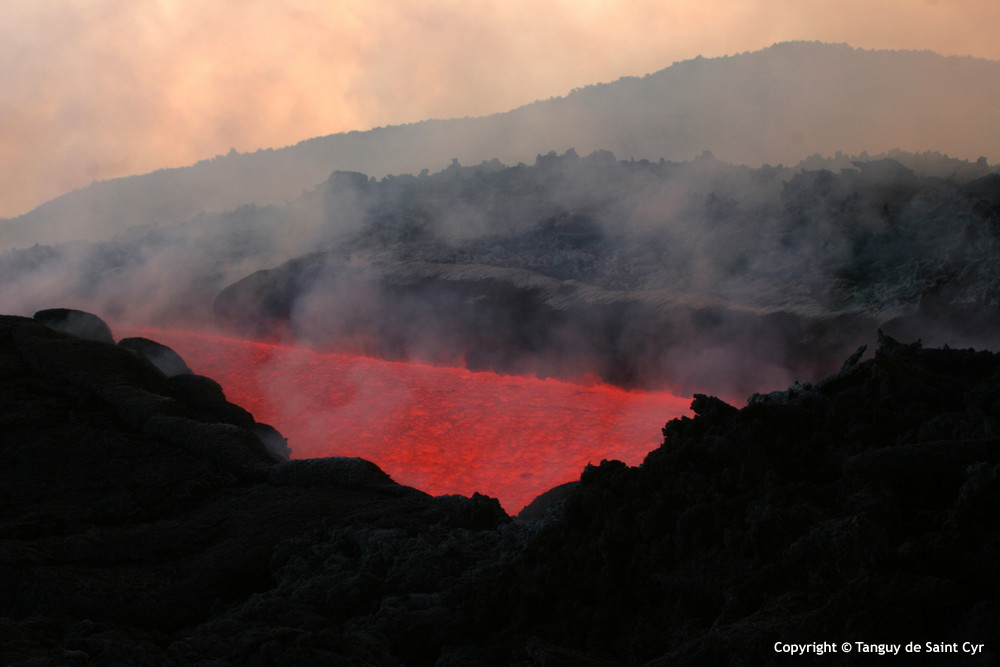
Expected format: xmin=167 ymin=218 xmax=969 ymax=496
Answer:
xmin=3 ymin=41 xmax=999 ymax=247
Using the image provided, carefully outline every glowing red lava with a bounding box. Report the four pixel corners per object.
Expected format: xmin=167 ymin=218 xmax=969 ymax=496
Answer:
xmin=126 ymin=327 xmax=692 ymax=513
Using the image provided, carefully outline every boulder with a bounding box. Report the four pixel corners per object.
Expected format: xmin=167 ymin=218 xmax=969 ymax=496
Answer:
xmin=33 ymin=308 xmax=114 ymax=344
xmin=119 ymin=336 xmax=193 ymax=377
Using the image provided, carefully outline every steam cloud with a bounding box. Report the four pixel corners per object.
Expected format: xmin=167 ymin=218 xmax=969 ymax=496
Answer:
xmin=4 ymin=145 xmax=999 ymax=402
xmin=2 ymin=43 xmax=999 ymax=403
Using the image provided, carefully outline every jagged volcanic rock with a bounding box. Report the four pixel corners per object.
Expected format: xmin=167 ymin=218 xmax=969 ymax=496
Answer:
xmin=0 ymin=313 xmax=507 ymax=665
xmin=1 ymin=312 xmax=998 ymax=665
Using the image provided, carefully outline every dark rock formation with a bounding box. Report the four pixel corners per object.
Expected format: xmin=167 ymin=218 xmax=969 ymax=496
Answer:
xmin=33 ymin=308 xmax=114 ymax=344
xmin=119 ymin=336 xmax=193 ymax=377
xmin=489 ymin=335 xmax=1000 ymax=664
xmin=2 ymin=312 xmax=999 ymax=665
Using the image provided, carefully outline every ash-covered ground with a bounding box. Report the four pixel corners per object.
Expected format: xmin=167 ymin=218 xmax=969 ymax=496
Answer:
xmin=2 ymin=310 xmax=998 ymax=665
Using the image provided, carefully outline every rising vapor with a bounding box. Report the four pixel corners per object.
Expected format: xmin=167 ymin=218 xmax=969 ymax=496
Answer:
xmin=2 ymin=40 xmax=998 ymax=510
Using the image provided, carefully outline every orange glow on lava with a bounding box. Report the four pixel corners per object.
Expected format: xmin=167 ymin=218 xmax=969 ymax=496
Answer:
xmin=127 ymin=327 xmax=691 ymax=513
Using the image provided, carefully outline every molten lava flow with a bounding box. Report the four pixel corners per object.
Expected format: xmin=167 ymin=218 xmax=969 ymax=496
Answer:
xmin=126 ymin=327 xmax=692 ymax=513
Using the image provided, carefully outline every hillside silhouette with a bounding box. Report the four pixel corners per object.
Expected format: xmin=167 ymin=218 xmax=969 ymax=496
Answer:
xmin=4 ymin=42 xmax=998 ymax=247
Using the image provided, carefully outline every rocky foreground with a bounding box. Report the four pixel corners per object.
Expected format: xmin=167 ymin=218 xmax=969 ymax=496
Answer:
xmin=1 ymin=310 xmax=999 ymax=665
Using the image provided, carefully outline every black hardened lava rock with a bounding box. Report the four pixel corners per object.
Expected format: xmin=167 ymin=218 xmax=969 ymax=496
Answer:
xmin=0 ymin=312 xmax=508 ymax=665
xmin=472 ymin=334 xmax=1000 ymax=665
xmin=2 ymin=311 xmax=998 ymax=665
xmin=33 ymin=308 xmax=115 ymax=344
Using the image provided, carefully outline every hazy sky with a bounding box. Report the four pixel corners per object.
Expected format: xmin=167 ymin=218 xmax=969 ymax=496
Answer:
xmin=2 ymin=0 xmax=997 ymax=218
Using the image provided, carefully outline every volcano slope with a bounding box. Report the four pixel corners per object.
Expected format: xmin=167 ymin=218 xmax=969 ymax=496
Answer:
xmin=7 ymin=151 xmax=1000 ymax=399
xmin=211 ymin=153 xmax=1000 ymax=397
xmin=2 ymin=310 xmax=999 ymax=665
